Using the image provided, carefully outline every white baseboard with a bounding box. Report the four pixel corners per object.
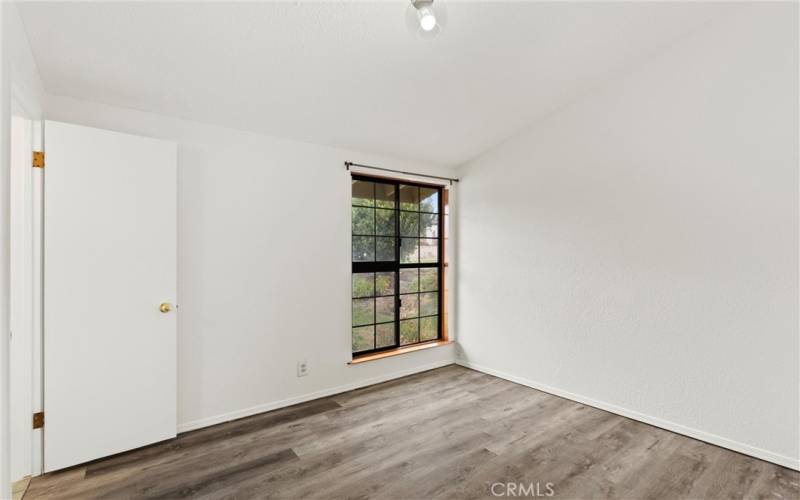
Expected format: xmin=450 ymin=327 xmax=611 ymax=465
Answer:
xmin=457 ymin=360 xmax=800 ymax=471
xmin=177 ymin=359 xmax=454 ymax=433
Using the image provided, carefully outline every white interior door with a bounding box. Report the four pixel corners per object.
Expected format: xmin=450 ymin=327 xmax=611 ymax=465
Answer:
xmin=43 ymin=121 xmax=177 ymax=472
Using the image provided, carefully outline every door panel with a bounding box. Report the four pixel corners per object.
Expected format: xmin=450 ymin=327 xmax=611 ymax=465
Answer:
xmin=44 ymin=121 xmax=177 ymax=472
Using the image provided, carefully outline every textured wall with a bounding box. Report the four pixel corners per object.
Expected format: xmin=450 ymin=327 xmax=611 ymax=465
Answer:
xmin=456 ymin=3 xmax=798 ymax=468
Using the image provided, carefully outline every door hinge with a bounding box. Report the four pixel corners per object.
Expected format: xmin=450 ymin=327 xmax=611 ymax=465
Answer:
xmin=32 ymin=411 xmax=44 ymax=429
xmin=32 ymin=151 xmax=45 ymax=168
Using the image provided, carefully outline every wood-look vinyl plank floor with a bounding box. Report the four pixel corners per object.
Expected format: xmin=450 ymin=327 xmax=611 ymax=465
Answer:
xmin=24 ymin=365 xmax=799 ymax=499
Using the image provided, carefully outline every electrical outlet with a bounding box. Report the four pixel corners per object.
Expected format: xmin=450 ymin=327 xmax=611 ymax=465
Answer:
xmin=297 ymin=360 xmax=309 ymax=377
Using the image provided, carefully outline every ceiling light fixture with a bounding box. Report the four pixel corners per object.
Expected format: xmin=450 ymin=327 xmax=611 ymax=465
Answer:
xmin=406 ymin=0 xmax=446 ymax=39
xmin=418 ymin=4 xmax=437 ymax=31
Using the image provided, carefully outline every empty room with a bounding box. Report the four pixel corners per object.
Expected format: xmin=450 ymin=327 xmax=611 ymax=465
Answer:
xmin=0 ymin=1 xmax=798 ymax=499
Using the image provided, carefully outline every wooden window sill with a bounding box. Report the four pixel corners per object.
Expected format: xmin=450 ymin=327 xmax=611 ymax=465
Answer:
xmin=349 ymin=340 xmax=453 ymax=365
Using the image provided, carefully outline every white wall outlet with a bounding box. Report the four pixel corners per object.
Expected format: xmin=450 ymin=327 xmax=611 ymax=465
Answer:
xmin=297 ymin=360 xmax=309 ymax=377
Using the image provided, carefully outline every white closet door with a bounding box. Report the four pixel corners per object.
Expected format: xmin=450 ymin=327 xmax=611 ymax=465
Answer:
xmin=44 ymin=121 xmax=177 ymax=472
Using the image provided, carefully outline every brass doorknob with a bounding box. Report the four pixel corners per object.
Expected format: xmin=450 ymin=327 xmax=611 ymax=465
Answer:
xmin=159 ymin=302 xmax=172 ymax=313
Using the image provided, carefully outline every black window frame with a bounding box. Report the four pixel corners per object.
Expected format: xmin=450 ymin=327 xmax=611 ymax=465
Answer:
xmin=351 ymin=174 xmax=444 ymax=356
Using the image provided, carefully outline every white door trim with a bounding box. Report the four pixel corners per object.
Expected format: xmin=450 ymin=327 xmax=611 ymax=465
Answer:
xmin=8 ymin=92 xmax=44 ymax=480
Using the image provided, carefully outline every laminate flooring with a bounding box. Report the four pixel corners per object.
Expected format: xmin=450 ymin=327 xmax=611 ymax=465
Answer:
xmin=24 ymin=365 xmax=799 ymax=499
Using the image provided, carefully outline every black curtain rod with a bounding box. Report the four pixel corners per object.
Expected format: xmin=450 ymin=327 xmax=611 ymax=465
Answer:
xmin=345 ymin=161 xmax=459 ymax=184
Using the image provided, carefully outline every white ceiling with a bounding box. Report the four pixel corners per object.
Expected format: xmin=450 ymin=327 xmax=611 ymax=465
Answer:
xmin=18 ymin=1 xmax=735 ymax=166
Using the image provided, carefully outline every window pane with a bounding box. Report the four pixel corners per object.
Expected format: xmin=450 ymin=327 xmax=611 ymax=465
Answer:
xmin=352 ymin=325 xmax=374 ymax=352
xmin=400 ymin=293 xmax=419 ymax=319
xmin=352 ymin=236 xmax=375 ymax=262
xmin=420 ymin=213 xmax=438 ymax=238
xmin=375 ymin=296 xmax=395 ymax=323
xmin=400 ymin=238 xmax=419 ymax=264
xmin=420 ymin=238 xmax=437 ymax=263
xmin=352 ymin=207 xmax=375 ymax=235
xmin=352 ymin=180 xmax=374 ymax=207
xmin=400 ymin=319 xmax=419 ymax=345
xmin=400 ymin=212 xmax=419 ymax=237
xmin=420 ymin=316 xmax=438 ymax=341
xmin=400 ymin=185 xmax=419 ymax=211
xmin=376 ymin=272 xmax=395 ymax=296
xmin=419 ymin=268 xmax=437 ymax=292
xmin=420 ymin=187 xmax=439 ymax=213
xmin=376 ymin=323 xmax=395 ymax=348
xmin=400 ymin=268 xmax=419 ymax=293
xmin=352 ymin=273 xmax=374 ymax=298
xmin=376 ymin=237 xmax=396 ymax=262
xmin=376 ymin=209 xmax=396 ymax=236
xmin=376 ymin=183 xmax=396 ymax=209
xmin=352 ymin=298 xmax=374 ymax=327
xmin=420 ymin=292 xmax=438 ymax=316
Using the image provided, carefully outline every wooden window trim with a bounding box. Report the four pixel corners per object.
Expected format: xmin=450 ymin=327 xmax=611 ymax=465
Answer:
xmin=442 ymin=188 xmax=448 ymax=341
xmin=348 ymin=340 xmax=453 ymax=365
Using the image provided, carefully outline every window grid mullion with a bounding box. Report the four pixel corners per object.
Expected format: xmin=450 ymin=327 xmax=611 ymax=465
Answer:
xmin=394 ymin=180 xmax=401 ymax=349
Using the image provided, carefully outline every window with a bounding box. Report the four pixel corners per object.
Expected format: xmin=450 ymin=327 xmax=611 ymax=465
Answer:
xmin=351 ymin=175 xmax=444 ymax=355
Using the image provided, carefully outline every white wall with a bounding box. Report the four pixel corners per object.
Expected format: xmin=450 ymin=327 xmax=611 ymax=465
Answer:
xmin=1 ymin=4 xmax=10 ymax=493
xmin=2 ymin=2 xmax=46 ymax=492
xmin=45 ymin=95 xmax=456 ymax=431
xmin=456 ymin=3 xmax=798 ymax=469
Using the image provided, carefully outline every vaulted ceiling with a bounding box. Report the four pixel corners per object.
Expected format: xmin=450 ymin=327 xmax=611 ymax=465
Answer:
xmin=18 ymin=2 xmax=736 ymax=165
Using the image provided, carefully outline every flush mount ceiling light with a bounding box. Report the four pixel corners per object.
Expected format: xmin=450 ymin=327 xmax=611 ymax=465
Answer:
xmin=406 ymin=0 xmax=447 ymax=39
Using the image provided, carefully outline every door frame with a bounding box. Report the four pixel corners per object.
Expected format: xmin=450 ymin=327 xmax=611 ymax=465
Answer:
xmin=8 ymin=90 xmax=44 ymax=480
